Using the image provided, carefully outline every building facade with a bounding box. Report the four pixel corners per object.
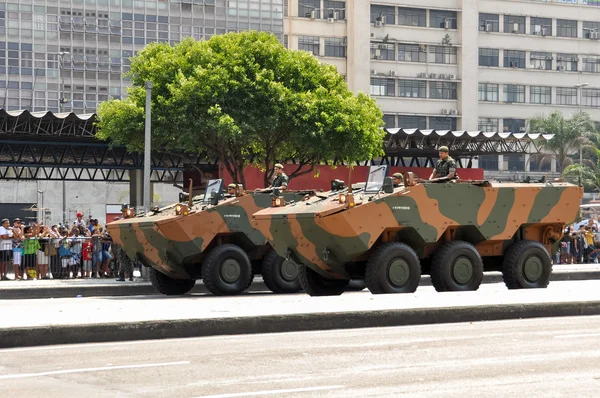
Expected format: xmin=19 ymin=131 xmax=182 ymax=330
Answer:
xmin=0 ymin=0 xmax=284 ymax=114
xmin=283 ymin=0 xmax=600 ymax=178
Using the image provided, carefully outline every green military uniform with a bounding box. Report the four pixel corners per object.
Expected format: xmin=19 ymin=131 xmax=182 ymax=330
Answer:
xmin=434 ymin=156 xmax=458 ymax=179
xmin=272 ymin=164 xmax=289 ymax=189
xmin=115 ymin=244 xmax=134 ymax=276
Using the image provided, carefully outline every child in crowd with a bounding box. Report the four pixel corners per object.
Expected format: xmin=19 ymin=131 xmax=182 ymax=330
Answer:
xmin=58 ymin=229 xmax=73 ymax=278
xmin=92 ymin=227 xmax=103 ymax=277
xmin=82 ymin=229 xmax=93 ymax=278
xmin=12 ymin=219 xmax=23 ymax=280
xmin=22 ymin=226 xmax=40 ymax=278
xmin=69 ymin=226 xmax=83 ymax=278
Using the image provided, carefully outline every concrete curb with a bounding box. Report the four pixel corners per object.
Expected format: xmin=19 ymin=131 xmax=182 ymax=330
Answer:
xmin=2 ymin=300 xmax=600 ymax=349
xmin=1 ymin=270 xmax=599 ymax=300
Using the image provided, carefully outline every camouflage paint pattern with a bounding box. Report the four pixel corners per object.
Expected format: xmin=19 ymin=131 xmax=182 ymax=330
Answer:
xmin=252 ymin=181 xmax=583 ymax=279
xmin=106 ymin=191 xmax=309 ymax=279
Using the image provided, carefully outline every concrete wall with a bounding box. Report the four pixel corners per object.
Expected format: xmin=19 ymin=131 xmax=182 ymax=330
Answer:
xmin=0 ymin=180 xmax=180 ymax=227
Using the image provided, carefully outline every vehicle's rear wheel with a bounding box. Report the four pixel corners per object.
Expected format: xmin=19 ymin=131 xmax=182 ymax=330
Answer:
xmin=201 ymin=244 xmax=254 ymax=296
xmin=149 ymin=267 xmax=196 ymax=295
xmin=261 ymin=250 xmax=301 ymax=294
xmin=430 ymin=241 xmax=484 ymax=292
xmin=502 ymin=240 xmax=552 ymax=289
xmin=365 ymin=242 xmax=421 ymax=294
xmin=298 ymin=265 xmax=348 ymax=296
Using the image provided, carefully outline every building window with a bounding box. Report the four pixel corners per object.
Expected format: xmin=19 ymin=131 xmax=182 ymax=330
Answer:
xmin=478 ymin=156 xmax=499 ymax=171
xmin=557 ymin=19 xmax=577 ymax=38
xmin=429 ymin=46 xmax=457 ymax=64
xmin=503 ymin=15 xmax=525 ymax=34
xmin=370 ymin=77 xmax=395 ymax=96
xmin=370 ymin=5 xmax=395 ymax=24
xmin=324 ymin=37 xmax=346 ymax=58
xmin=299 ymin=0 xmax=320 ymax=19
xmin=429 ymin=117 xmax=457 ymax=131
xmin=582 ymin=88 xmax=600 ymax=107
xmin=398 ymin=115 xmax=426 ymax=129
xmin=582 ymin=55 xmax=600 ymax=73
xmin=399 ymin=80 xmax=426 ymax=98
xmin=371 ymin=42 xmax=395 ymax=60
xmin=479 ymin=48 xmax=499 ymax=67
xmin=503 ymin=118 xmax=525 ymax=133
xmin=530 ymin=51 xmax=552 ymax=70
xmin=324 ymin=1 xmax=346 ymax=20
xmin=505 ymin=155 xmax=525 ymax=171
xmin=583 ymin=21 xmax=600 ymax=39
xmin=298 ymin=36 xmax=320 ymax=56
xmin=383 ymin=114 xmax=396 ymax=128
xmin=531 ymin=17 xmax=552 ymax=36
xmin=503 ymin=84 xmax=525 ymax=103
xmin=557 ymin=53 xmax=578 ymax=71
xmin=504 ymin=50 xmax=526 ymax=68
xmin=397 ymin=7 xmax=426 ymax=27
xmin=479 ymin=13 xmax=499 ymax=32
xmin=478 ymin=118 xmax=499 ymax=132
xmin=430 ymin=82 xmax=457 ymax=99
xmin=430 ymin=10 xmax=457 ymax=29
xmin=556 ymin=87 xmax=577 ymax=105
xmin=398 ymin=43 xmax=426 ymax=63
xmin=479 ymin=83 xmax=499 ymax=102
xmin=530 ymin=86 xmax=552 ymax=104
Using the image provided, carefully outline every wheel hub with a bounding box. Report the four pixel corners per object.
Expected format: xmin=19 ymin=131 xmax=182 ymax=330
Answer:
xmin=523 ymin=255 xmax=543 ymax=282
xmin=452 ymin=256 xmax=473 ymax=284
xmin=220 ymin=258 xmax=241 ymax=283
xmin=388 ymin=258 xmax=410 ymax=287
xmin=279 ymin=259 xmax=299 ymax=282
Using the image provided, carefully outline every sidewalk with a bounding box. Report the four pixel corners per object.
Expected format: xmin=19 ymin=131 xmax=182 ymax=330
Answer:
xmin=1 ymin=264 xmax=600 ymax=300
xmin=1 ymin=280 xmax=600 ymax=348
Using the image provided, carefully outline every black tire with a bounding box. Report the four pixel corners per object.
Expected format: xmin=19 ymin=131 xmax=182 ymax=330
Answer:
xmin=297 ymin=265 xmax=348 ymax=296
xmin=430 ymin=241 xmax=484 ymax=292
xmin=201 ymin=244 xmax=254 ymax=296
xmin=149 ymin=267 xmax=196 ymax=296
xmin=365 ymin=242 xmax=421 ymax=294
xmin=502 ymin=240 xmax=552 ymax=289
xmin=261 ymin=250 xmax=302 ymax=294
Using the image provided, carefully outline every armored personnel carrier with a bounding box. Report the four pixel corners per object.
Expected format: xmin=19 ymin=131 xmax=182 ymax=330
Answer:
xmin=252 ymin=166 xmax=583 ymax=296
xmin=107 ymin=179 xmax=314 ymax=295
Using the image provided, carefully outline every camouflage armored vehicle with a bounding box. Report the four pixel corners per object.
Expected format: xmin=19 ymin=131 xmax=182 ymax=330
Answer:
xmin=252 ymin=165 xmax=583 ymax=296
xmin=107 ymin=179 xmax=315 ymax=296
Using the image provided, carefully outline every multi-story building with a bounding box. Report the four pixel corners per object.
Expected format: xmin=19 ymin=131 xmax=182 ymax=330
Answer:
xmin=0 ymin=0 xmax=284 ymax=114
xmin=283 ymin=0 xmax=600 ymax=178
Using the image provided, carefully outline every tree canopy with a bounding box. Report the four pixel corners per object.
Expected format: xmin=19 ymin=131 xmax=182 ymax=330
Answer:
xmin=96 ymin=31 xmax=385 ymax=187
xmin=528 ymin=110 xmax=597 ymax=173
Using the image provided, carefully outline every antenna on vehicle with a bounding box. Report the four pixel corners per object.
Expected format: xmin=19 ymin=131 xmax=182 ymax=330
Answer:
xmin=188 ymin=178 xmax=193 ymax=207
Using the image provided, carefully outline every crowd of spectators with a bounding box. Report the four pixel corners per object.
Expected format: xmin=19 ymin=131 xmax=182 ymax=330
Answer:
xmin=556 ymin=217 xmax=600 ymax=265
xmin=0 ymin=213 xmax=135 ymax=281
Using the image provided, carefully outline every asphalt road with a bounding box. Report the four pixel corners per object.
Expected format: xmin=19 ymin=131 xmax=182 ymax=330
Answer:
xmin=1 ymin=316 xmax=600 ymax=397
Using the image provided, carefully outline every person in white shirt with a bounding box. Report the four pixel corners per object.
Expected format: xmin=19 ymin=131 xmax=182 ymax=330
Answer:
xmin=0 ymin=218 xmax=14 ymax=280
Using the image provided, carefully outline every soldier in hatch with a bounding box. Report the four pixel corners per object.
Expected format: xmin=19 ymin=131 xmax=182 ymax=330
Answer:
xmin=225 ymin=183 xmax=237 ymax=197
xmin=256 ymin=163 xmax=289 ymax=192
xmin=392 ymin=173 xmax=404 ymax=187
xmin=429 ymin=146 xmax=459 ymax=181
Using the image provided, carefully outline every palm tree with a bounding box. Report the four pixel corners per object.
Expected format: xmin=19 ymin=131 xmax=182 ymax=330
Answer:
xmin=528 ymin=110 xmax=597 ymax=173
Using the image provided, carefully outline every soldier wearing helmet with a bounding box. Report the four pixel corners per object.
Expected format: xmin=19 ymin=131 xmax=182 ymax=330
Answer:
xmin=429 ymin=146 xmax=458 ymax=181
xmin=392 ymin=173 xmax=404 ymax=187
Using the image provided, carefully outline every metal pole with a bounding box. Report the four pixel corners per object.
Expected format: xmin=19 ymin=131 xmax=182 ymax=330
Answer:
xmin=144 ymin=81 xmax=153 ymax=214
xmin=58 ymin=52 xmax=69 ymax=112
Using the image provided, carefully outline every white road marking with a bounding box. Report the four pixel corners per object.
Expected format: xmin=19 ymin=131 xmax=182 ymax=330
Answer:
xmin=192 ymin=385 xmax=345 ymax=398
xmin=0 ymin=361 xmax=190 ymax=380
xmin=554 ymin=332 xmax=600 ymax=339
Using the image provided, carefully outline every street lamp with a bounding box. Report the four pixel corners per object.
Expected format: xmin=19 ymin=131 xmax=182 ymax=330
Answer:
xmin=57 ymin=52 xmax=70 ymax=112
xmin=574 ymin=83 xmax=589 ymax=198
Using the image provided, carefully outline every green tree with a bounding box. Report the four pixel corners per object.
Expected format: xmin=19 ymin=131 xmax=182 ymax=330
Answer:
xmin=96 ymin=31 xmax=385 ymax=187
xmin=528 ymin=110 xmax=597 ymax=173
xmin=562 ymin=164 xmax=600 ymax=192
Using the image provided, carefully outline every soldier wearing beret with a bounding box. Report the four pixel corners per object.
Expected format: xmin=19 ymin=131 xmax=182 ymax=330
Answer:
xmin=392 ymin=173 xmax=404 ymax=187
xmin=429 ymin=146 xmax=459 ymax=181
xmin=226 ymin=183 xmax=237 ymax=197
xmin=257 ymin=163 xmax=289 ymax=193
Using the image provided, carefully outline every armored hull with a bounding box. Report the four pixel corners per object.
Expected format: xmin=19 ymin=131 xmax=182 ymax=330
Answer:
xmin=252 ymin=177 xmax=582 ymax=295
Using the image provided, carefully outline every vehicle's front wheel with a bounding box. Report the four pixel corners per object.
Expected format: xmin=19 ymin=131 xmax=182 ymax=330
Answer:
xmin=149 ymin=267 xmax=196 ymax=295
xmin=365 ymin=242 xmax=421 ymax=294
xmin=201 ymin=244 xmax=254 ymax=296
xmin=261 ymin=250 xmax=302 ymax=294
xmin=298 ymin=265 xmax=348 ymax=297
